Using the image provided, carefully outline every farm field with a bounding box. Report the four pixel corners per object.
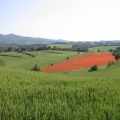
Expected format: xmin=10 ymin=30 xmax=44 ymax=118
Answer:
xmin=42 ymin=52 xmax=115 ymax=72
xmin=0 ymin=62 xmax=120 ymax=120
xmin=0 ymin=50 xmax=120 ymax=119
xmin=89 ymin=46 xmax=117 ymax=52
xmin=0 ymin=50 xmax=77 ymax=70
xmin=49 ymin=43 xmax=72 ymax=48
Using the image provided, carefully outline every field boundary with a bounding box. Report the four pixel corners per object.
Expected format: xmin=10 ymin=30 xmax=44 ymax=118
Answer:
xmin=0 ymin=54 xmax=22 ymax=58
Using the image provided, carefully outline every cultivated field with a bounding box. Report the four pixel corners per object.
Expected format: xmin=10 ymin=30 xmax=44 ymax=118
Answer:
xmin=49 ymin=43 xmax=72 ymax=48
xmin=0 ymin=50 xmax=77 ymax=69
xmin=42 ymin=52 xmax=115 ymax=72
xmin=89 ymin=46 xmax=117 ymax=52
xmin=0 ymin=50 xmax=120 ymax=120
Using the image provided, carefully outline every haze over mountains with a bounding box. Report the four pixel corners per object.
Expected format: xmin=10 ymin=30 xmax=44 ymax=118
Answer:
xmin=0 ymin=34 xmax=67 ymax=46
xmin=0 ymin=33 xmax=120 ymax=47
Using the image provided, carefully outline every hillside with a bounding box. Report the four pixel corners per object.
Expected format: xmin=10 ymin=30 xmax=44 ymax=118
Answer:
xmin=0 ymin=60 xmax=120 ymax=119
xmin=0 ymin=50 xmax=120 ymax=119
xmin=0 ymin=51 xmax=78 ymax=69
xmin=89 ymin=46 xmax=117 ymax=52
xmin=0 ymin=34 xmax=67 ymax=46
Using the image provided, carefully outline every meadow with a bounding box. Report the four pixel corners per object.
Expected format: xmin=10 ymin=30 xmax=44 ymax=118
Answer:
xmin=0 ymin=50 xmax=120 ymax=120
xmin=89 ymin=46 xmax=117 ymax=52
xmin=49 ymin=43 xmax=72 ymax=48
xmin=0 ymin=50 xmax=77 ymax=69
xmin=49 ymin=44 xmax=117 ymax=52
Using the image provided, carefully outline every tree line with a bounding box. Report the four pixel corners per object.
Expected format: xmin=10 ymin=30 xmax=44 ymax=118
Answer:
xmin=0 ymin=44 xmax=88 ymax=52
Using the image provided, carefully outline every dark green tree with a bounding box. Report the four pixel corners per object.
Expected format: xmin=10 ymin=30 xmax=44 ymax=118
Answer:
xmin=98 ymin=49 xmax=100 ymax=52
xmin=7 ymin=47 xmax=13 ymax=52
xmin=66 ymin=56 xmax=69 ymax=60
xmin=52 ymin=46 xmax=57 ymax=50
xmin=115 ymin=53 xmax=120 ymax=60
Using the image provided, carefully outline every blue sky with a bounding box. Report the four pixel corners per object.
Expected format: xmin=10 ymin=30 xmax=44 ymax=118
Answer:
xmin=0 ymin=0 xmax=120 ymax=41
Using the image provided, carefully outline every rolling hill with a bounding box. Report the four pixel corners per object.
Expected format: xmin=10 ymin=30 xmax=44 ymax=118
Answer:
xmin=0 ymin=51 xmax=120 ymax=119
xmin=0 ymin=33 xmax=67 ymax=46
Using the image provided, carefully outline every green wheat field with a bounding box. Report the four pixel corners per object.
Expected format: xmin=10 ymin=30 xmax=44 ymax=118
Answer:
xmin=0 ymin=51 xmax=120 ymax=120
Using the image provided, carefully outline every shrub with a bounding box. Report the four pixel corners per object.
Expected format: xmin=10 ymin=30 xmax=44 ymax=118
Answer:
xmin=115 ymin=54 xmax=120 ymax=60
xmin=89 ymin=65 xmax=98 ymax=72
xmin=22 ymin=53 xmax=35 ymax=58
xmin=113 ymin=52 xmax=120 ymax=60
xmin=98 ymin=49 xmax=100 ymax=52
xmin=106 ymin=61 xmax=115 ymax=68
xmin=50 ymin=63 xmax=53 ymax=66
xmin=66 ymin=57 xmax=69 ymax=60
xmin=31 ymin=64 xmax=40 ymax=71
xmin=0 ymin=59 xmax=5 ymax=66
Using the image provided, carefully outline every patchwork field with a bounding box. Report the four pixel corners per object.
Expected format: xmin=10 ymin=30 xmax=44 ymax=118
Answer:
xmin=42 ymin=52 xmax=115 ymax=72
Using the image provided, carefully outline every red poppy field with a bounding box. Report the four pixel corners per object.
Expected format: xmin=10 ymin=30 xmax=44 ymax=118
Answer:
xmin=42 ymin=52 xmax=115 ymax=72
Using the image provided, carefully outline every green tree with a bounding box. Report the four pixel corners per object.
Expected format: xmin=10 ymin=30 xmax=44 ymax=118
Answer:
xmin=115 ymin=53 xmax=120 ymax=60
xmin=7 ymin=47 xmax=13 ymax=52
xmin=52 ymin=46 xmax=57 ymax=50
xmin=98 ymin=49 xmax=100 ymax=52
xmin=109 ymin=49 xmax=113 ymax=52
xmin=66 ymin=56 xmax=69 ymax=60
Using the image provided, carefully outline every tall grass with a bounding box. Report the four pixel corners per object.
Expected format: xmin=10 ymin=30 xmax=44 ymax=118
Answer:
xmin=0 ymin=68 xmax=120 ymax=120
xmin=0 ymin=51 xmax=120 ymax=119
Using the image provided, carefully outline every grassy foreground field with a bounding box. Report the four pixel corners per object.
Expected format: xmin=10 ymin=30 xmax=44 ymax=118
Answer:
xmin=0 ymin=51 xmax=120 ymax=119
xmin=0 ymin=63 xmax=120 ymax=119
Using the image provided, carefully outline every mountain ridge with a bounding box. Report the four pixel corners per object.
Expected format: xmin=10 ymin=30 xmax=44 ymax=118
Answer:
xmin=0 ymin=33 xmax=67 ymax=46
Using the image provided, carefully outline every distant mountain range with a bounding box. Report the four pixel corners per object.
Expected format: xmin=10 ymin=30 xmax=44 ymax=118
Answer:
xmin=0 ymin=34 xmax=67 ymax=46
